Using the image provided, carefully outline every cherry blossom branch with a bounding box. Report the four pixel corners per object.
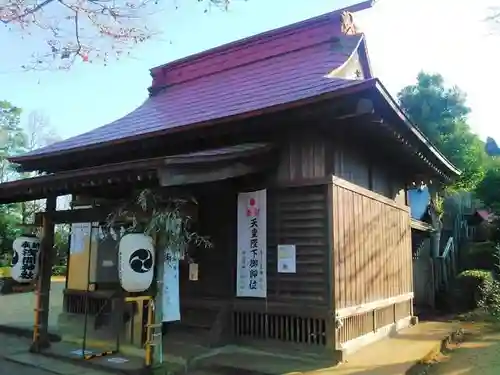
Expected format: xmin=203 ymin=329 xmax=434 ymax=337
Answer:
xmin=1 ymin=0 xmax=234 ymax=70
xmin=0 ymin=0 xmax=56 ymax=24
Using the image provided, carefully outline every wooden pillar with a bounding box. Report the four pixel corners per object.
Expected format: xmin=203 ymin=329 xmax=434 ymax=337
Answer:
xmin=326 ymin=183 xmax=336 ymax=350
xmin=152 ymin=237 xmax=164 ymax=368
xmin=30 ymin=195 xmax=56 ymax=353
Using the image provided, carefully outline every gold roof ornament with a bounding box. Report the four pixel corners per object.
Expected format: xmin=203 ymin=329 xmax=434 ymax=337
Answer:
xmin=341 ymin=11 xmax=358 ymax=35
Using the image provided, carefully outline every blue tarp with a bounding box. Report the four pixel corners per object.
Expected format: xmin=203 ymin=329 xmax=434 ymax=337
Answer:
xmin=408 ymin=186 xmax=430 ymax=220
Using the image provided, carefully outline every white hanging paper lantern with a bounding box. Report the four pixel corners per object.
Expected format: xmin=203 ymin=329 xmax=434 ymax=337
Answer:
xmin=118 ymin=233 xmax=155 ymax=292
xmin=12 ymin=235 xmax=41 ymax=283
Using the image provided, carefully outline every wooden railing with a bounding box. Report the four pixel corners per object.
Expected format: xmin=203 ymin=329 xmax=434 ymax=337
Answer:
xmin=412 ymin=237 xmax=430 ymax=260
xmin=232 ymin=310 xmax=327 ymax=346
xmin=435 ymin=237 xmax=457 ymax=292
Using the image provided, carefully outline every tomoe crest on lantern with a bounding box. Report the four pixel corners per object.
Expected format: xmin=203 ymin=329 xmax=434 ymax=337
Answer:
xmin=118 ymin=233 xmax=155 ymax=292
xmin=12 ymin=235 xmax=41 ymax=283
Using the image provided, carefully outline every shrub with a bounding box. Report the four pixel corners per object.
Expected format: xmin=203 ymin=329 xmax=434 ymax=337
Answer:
xmin=52 ymin=265 xmax=67 ymax=276
xmin=479 ymin=278 xmax=500 ymax=320
xmin=0 ymin=267 xmax=10 ymax=278
xmin=460 ymin=242 xmax=500 ymax=273
xmin=451 ymin=269 xmax=494 ymax=311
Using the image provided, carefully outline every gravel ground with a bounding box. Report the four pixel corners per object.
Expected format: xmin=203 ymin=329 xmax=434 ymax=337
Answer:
xmin=428 ymin=326 xmax=500 ymax=375
xmin=0 ymin=281 xmax=65 ymax=332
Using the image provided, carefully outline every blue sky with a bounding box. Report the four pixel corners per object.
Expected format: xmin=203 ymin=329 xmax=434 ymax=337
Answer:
xmin=0 ymin=0 xmax=498 ymax=142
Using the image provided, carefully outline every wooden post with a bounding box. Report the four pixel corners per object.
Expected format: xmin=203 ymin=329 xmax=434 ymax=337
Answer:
xmin=30 ymin=195 xmax=56 ymax=353
xmin=326 ymin=183 xmax=336 ymax=350
xmin=152 ymin=237 xmax=164 ymax=368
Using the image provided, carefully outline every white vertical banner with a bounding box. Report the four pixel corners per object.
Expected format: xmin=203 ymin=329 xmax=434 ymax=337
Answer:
xmin=237 ymin=189 xmax=267 ymax=298
xmin=162 ymin=249 xmax=180 ymax=322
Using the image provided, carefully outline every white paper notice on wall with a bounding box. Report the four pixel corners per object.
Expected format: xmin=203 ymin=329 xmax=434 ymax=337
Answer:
xmin=277 ymin=244 xmax=296 ymax=274
xmin=70 ymin=222 xmax=91 ymax=254
xmin=189 ymin=263 xmax=199 ymax=281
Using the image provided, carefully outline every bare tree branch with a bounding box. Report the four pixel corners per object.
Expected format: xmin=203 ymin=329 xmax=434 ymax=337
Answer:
xmin=1 ymin=0 xmax=234 ymax=70
xmin=18 ymin=111 xmax=62 ymax=223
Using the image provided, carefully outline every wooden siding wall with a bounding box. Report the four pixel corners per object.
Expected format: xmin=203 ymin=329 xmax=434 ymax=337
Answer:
xmin=232 ymin=184 xmax=330 ymax=347
xmin=171 ymin=180 xmax=332 ymax=348
xmin=275 ymin=131 xmax=408 ymax=208
xmin=336 ymin=299 xmax=412 ymax=344
xmin=276 ymin=135 xmax=326 ymax=181
xmin=331 ymin=178 xmax=413 ymax=345
xmin=179 ymin=189 xmax=235 ymax=300
xmin=180 ymin=182 xmax=331 ymax=304
xmin=334 ymin=147 xmax=370 ymax=190
xmin=178 ymin=185 xmax=236 ymax=331
xmin=333 ymin=146 xmax=407 ymax=206
xmin=266 ymin=185 xmax=329 ymax=303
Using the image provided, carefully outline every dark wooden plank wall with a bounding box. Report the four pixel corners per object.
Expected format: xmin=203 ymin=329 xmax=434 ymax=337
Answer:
xmin=176 ymin=179 xmax=332 ymax=347
xmin=275 ymin=130 xmax=408 ymax=207
xmin=232 ymin=184 xmax=330 ymax=347
xmin=178 ymin=184 xmax=237 ymax=331
xmin=179 ymin=188 xmax=235 ymax=300
xmin=178 ymin=181 xmax=331 ymax=304
xmin=266 ymin=185 xmax=329 ymax=303
xmin=332 ymin=144 xmax=407 ymax=206
xmin=331 ymin=178 xmax=413 ymax=345
xmin=176 ymin=130 xmax=412 ymax=346
xmin=276 ymin=135 xmax=327 ymax=181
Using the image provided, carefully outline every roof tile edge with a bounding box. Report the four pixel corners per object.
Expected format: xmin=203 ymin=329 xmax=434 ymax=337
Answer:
xmin=148 ymin=1 xmax=374 ymax=92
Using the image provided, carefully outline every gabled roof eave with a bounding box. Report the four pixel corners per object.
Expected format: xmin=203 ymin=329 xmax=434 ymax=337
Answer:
xmin=372 ymin=79 xmax=461 ymax=178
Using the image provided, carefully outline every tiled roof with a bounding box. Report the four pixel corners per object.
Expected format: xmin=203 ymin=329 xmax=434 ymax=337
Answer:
xmin=13 ymin=5 xmax=371 ymax=160
xmin=0 ymin=143 xmax=275 ymax=203
xmin=477 ymin=209 xmax=492 ymax=222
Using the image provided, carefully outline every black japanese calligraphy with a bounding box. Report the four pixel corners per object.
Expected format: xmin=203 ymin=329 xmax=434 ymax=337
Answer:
xmin=250 ymin=218 xmax=258 ymax=228
xmin=248 ymin=213 xmax=260 ymax=290
xmin=19 ymin=240 xmax=39 ymax=280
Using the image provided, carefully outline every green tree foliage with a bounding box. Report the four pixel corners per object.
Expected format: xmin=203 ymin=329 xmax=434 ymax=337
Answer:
xmin=476 ymin=163 xmax=500 ymax=210
xmin=0 ymin=101 xmax=26 ymax=183
xmin=0 ymin=100 xmax=25 ymax=261
xmin=0 ymin=101 xmax=69 ymax=267
xmin=54 ymin=225 xmax=70 ymax=266
xmin=0 ymin=213 xmax=21 ymax=265
xmin=398 ymin=72 xmax=487 ymax=191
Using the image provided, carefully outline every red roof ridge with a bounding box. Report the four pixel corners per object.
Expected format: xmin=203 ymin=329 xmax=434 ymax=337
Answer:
xmin=151 ymin=34 xmax=364 ymax=95
xmin=149 ymin=1 xmax=374 ymax=92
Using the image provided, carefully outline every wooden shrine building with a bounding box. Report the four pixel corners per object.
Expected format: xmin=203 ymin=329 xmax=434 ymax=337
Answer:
xmin=0 ymin=1 xmax=459 ymax=370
